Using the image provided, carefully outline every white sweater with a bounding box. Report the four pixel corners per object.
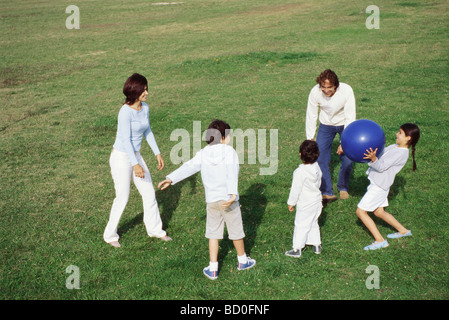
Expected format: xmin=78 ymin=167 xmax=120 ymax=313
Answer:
xmin=287 ymin=162 xmax=322 ymax=210
xmin=166 ymin=144 xmax=239 ymax=203
xmin=366 ymin=144 xmax=410 ymax=190
xmin=305 ymin=83 xmax=356 ymax=140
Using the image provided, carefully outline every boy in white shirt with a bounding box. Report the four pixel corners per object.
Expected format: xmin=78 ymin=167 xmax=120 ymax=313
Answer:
xmin=285 ymin=140 xmax=323 ymax=258
xmin=158 ymin=119 xmax=256 ymax=280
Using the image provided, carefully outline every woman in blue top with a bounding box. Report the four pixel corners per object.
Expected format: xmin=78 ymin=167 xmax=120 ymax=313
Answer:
xmin=103 ymin=73 xmax=171 ymax=247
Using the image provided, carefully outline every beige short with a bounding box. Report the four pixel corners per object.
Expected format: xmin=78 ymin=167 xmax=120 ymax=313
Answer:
xmin=205 ymin=200 xmax=245 ymax=240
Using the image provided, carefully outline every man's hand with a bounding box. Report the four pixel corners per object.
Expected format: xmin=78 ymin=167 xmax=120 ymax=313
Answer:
xmin=336 ymin=144 xmax=344 ymax=155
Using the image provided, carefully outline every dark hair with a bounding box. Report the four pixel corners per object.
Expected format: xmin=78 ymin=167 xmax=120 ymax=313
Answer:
xmin=400 ymin=123 xmax=420 ymax=171
xmin=206 ymin=119 xmax=231 ymax=145
xmin=316 ymin=69 xmax=339 ymax=88
xmin=123 ymin=73 xmax=148 ymax=105
xmin=299 ymin=140 xmax=320 ymax=164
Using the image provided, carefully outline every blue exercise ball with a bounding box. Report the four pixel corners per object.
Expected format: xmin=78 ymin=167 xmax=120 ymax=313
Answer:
xmin=341 ymin=119 xmax=385 ymax=163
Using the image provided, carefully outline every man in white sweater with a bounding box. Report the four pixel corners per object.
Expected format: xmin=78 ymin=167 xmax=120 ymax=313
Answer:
xmin=158 ymin=120 xmax=256 ymax=280
xmin=305 ymin=69 xmax=356 ymax=201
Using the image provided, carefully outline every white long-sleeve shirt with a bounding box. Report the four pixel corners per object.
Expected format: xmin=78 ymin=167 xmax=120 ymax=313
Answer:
xmin=167 ymin=144 xmax=239 ymax=203
xmin=305 ymin=83 xmax=356 ymax=140
xmin=287 ymin=162 xmax=322 ymax=210
xmin=113 ymin=103 xmax=160 ymax=166
xmin=366 ymin=144 xmax=410 ymax=190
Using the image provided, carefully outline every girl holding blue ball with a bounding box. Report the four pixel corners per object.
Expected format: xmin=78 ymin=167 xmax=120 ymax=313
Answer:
xmin=356 ymin=123 xmax=420 ymax=250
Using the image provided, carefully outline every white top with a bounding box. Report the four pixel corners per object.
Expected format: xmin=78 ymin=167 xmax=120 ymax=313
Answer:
xmin=167 ymin=144 xmax=240 ymax=203
xmin=113 ymin=102 xmax=160 ymax=166
xmin=287 ymin=162 xmax=322 ymax=210
xmin=366 ymin=144 xmax=410 ymax=190
xmin=305 ymin=82 xmax=356 ymax=139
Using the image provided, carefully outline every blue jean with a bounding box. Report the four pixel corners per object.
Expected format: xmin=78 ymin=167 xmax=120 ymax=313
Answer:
xmin=316 ymin=123 xmax=353 ymax=196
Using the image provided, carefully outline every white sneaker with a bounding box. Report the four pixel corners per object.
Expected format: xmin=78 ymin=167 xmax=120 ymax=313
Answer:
xmin=237 ymin=257 xmax=256 ymax=270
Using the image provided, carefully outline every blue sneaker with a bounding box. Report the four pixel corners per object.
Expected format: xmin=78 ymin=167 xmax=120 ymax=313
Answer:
xmin=203 ymin=266 xmax=218 ymax=280
xmin=387 ymin=230 xmax=412 ymax=239
xmin=237 ymin=257 xmax=256 ymax=271
xmin=363 ymin=240 xmax=389 ymax=250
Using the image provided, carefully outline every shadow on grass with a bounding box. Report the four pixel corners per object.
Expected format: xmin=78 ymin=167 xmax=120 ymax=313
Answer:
xmin=116 ymin=176 xmax=197 ymax=238
xmin=156 ymin=175 xmax=197 ymax=231
xmin=328 ymin=140 xmax=407 ymax=202
xmin=349 ymin=172 xmax=406 ymax=199
xmin=217 ymin=183 xmax=267 ymax=264
xmin=118 ymin=181 xmax=267 ymax=265
xmin=322 ymin=148 xmax=407 ymax=238
xmin=354 ymin=175 xmax=406 ymax=237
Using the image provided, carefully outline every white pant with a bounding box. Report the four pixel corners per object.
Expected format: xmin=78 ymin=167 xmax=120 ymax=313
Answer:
xmin=292 ymin=202 xmax=322 ymax=250
xmin=103 ymin=149 xmax=166 ymax=243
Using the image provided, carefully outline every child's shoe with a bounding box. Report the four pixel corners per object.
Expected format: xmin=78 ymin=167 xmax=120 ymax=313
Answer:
xmin=203 ymin=266 xmax=218 ymax=280
xmin=312 ymin=245 xmax=322 ymax=254
xmin=363 ymin=240 xmax=389 ymax=250
xmin=237 ymin=257 xmax=256 ymax=270
xmin=387 ymin=230 xmax=412 ymax=239
xmin=285 ymin=249 xmax=302 ymax=258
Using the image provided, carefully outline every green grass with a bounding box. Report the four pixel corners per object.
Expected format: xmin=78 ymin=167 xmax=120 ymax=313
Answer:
xmin=1 ymin=0 xmax=448 ymax=300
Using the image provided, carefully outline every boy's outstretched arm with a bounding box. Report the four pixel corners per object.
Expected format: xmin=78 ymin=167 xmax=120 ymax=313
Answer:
xmin=158 ymin=179 xmax=173 ymax=190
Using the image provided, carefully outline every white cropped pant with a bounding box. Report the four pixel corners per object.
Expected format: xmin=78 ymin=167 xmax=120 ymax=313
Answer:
xmin=292 ymin=202 xmax=322 ymax=250
xmin=103 ymin=149 xmax=166 ymax=243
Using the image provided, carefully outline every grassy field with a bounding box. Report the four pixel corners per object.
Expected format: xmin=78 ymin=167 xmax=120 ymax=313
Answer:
xmin=1 ymin=0 xmax=448 ymax=302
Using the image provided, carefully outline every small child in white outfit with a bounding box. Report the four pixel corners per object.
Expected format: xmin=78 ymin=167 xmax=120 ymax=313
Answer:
xmin=285 ymin=140 xmax=323 ymax=258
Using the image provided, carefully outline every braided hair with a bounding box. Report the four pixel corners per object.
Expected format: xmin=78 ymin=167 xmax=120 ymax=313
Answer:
xmin=400 ymin=123 xmax=420 ymax=171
